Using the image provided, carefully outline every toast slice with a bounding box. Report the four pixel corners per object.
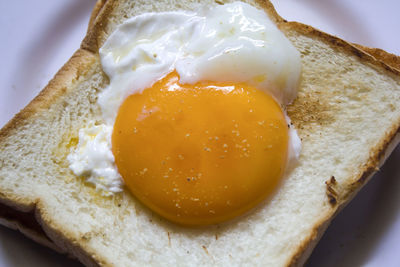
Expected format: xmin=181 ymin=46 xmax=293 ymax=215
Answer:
xmin=1 ymin=0 xmax=399 ymax=266
xmin=1 ymin=42 xmax=399 ymax=267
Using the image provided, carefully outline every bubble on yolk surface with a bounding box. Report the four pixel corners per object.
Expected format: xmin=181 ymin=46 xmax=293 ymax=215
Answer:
xmin=112 ymin=71 xmax=289 ymax=226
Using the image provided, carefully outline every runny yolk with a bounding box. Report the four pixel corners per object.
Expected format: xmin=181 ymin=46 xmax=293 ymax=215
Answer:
xmin=112 ymin=71 xmax=289 ymax=226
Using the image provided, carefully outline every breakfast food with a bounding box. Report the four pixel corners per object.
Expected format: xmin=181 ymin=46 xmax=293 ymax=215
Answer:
xmin=1 ymin=0 xmax=399 ymax=266
xmin=68 ymin=2 xmax=302 ymax=225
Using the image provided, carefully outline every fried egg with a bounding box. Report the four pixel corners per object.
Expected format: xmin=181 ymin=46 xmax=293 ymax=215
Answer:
xmin=68 ymin=2 xmax=302 ymax=225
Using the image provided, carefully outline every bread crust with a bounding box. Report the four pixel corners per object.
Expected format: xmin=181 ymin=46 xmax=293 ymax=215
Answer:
xmin=354 ymin=44 xmax=400 ymax=71
xmin=278 ymin=22 xmax=400 ymax=267
xmin=0 ymin=1 xmax=109 ymax=259
xmin=0 ymin=1 xmax=399 ymax=266
xmin=0 ymin=48 xmax=101 ymax=265
xmin=88 ymin=0 xmax=108 ymax=31
xmin=288 ymin=130 xmax=400 ymax=267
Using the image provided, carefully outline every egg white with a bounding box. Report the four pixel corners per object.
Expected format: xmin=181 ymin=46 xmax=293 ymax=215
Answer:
xmin=68 ymin=2 xmax=302 ymax=195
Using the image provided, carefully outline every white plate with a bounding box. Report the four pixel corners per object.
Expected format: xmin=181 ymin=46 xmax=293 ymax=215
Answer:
xmin=0 ymin=1 xmax=399 ymax=266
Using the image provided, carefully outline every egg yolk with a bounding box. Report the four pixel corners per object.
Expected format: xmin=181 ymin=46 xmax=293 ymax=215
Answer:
xmin=112 ymin=71 xmax=289 ymax=226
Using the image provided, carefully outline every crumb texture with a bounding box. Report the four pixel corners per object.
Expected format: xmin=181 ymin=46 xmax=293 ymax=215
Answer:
xmin=0 ymin=1 xmax=400 ymax=266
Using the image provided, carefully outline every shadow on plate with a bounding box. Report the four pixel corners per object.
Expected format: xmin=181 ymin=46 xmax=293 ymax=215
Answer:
xmin=0 ymin=225 xmax=83 ymax=267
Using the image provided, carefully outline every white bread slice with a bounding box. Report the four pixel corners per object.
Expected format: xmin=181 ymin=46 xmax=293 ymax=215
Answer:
xmin=0 ymin=0 xmax=399 ymax=266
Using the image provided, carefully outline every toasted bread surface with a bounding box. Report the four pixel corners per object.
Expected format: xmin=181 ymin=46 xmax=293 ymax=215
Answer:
xmin=0 ymin=1 xmax=399 ymax=266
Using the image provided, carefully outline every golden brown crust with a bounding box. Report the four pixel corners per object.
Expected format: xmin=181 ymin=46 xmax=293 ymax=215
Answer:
xmin=354 ymin=44 xmax=400 ymax=71
xmin=82 ymin=0 xmax=286 ymax=54
xmin=0 ymin=47 xmax=100 ymax=265
xmin=288 ymin=130 xmax=400 ymax=267
xmin=0 ymin=48 xmax=97 ymax=214
xmin=0 ymin=1 xmax=400 ymax=266
xmin=0 ymin=49 xmax=95 ymax=144
xmin=0 ymin=48 xmax=95 ymax=214
xmin=34 ymin=200 xmax=103 ymax=267
xmin=0 ymin=0 xmax=109 ymax=253
xmin=288 ymin=217 xmax=332 ymax=267
xmin=88 ymin=0 xmax=108 ymax=32
xmin=280 ymin=19 xmax=400 ymax=267
xmin=279 ymin=21 xmax=400 ymax=76
xmin=82 ymin=0 xmax=118 ymax=53
xmin=255 ymin=5 xmax=400 ymax=266
xmin=348 ymin=124 xmax=400 ymax=193
xmin=255 ymin=0 xmax=285 ymax=24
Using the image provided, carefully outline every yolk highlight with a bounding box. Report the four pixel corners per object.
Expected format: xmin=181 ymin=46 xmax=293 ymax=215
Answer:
xmin=112 ymin=71 xmax=289 ymax=226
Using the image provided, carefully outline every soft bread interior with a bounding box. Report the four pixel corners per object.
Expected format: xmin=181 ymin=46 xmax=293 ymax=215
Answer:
xmin=0 ymin=0 xmax=399 ymax=266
